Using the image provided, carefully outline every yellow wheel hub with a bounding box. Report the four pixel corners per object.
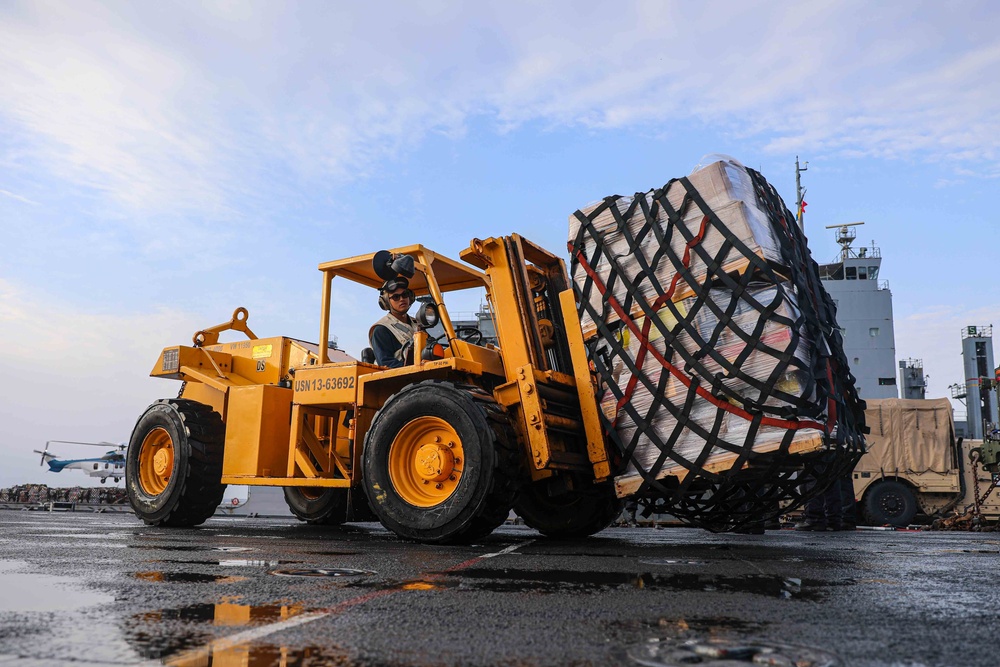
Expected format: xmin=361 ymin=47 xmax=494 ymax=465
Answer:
xmin=415 ymin=443 xmax=455 ymax=482
xmin=389 ymin=417 xmax=464 ymax=508
xmin=153 ymin=449 xmax=171 ymax=476
xmin=138 ymin=427 xmax=174 ymax=496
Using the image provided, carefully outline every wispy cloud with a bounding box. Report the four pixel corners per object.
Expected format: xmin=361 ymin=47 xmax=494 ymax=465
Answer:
xmin=0 ymin=5 xmax=244 ymax=217
xmin=0 ymin=188 xmax=38 ymax=205
xmin=1 ymin=1 xmax=998 ymax=222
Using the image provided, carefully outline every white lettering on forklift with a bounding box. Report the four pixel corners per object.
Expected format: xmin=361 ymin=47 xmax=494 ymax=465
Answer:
xmin=294 ymin=376 xmax=355 ymax=392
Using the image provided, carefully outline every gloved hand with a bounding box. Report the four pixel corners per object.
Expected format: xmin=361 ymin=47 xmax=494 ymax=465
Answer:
xmin=401 ymin=340 xmax=414 ymax=365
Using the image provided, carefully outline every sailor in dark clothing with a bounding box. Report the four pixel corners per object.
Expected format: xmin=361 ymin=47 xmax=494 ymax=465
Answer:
xmin=369 ymin=277 xmax=418 ymax=368
xmin=795 ymin=470 xmax=858 ymax=531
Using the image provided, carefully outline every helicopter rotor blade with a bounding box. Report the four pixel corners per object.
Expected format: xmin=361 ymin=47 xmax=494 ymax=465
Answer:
xmin=38 ymin=441 xmax=53 ymax=466
xmin=46 ymin=440 xmax=117 ymax=448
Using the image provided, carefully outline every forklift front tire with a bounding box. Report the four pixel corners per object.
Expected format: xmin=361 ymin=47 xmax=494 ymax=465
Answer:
xmin=362 ymin=381 xmax=517 ymax=544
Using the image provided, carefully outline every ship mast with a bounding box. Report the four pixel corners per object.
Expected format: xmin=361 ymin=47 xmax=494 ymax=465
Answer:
xmin=795 ymin=156 xmax=808 ymax=230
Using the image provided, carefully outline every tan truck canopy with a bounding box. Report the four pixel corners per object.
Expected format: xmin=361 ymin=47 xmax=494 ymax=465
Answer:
xmin=859 ymin=398 xmax=956 ymax=475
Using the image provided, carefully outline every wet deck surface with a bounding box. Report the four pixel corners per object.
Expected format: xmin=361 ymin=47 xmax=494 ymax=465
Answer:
xmin=0 ymin=512 xmax=997 ymax=666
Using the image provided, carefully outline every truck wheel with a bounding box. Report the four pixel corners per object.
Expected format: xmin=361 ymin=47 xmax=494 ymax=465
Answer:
xmin=863 ymin=480 xmax=918 ymax=527
xmin=126 ymin=399 xmax=227 ymax=527
xmin=515 ymin=480 xmax=623 ymax=538
xmin=283 ymin=487 xmax=348 ymax=525
xmin=362 ymin=381 xmax=518 ymax=544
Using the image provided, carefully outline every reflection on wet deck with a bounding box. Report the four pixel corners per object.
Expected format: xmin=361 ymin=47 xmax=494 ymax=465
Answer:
xmin=0 ymin=558 xmax=114 ymax=612
xmin=128 ymin=600 xmax=336 ymax=665
xmin=134 ymin=571 xmax=248 ymax=584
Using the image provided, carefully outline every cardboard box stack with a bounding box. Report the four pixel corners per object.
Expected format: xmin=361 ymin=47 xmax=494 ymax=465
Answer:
xmin=570 ymin=159 xmax=783 ymax=340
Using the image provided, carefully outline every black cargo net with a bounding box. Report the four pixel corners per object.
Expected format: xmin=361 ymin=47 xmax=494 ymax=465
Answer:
xmin=569 ymin=167 xmax=866 ymax=531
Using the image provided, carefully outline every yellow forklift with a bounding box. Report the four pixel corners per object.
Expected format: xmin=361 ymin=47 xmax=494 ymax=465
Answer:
xmin=126 ymin=235 xmax=621 ymax=543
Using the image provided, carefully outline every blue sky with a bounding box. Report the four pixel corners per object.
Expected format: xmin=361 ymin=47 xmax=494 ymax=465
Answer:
xmin=2 ymin=0 xmax=999 ymax=486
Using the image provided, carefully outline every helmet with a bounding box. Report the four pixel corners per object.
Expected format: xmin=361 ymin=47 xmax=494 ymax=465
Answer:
xmin=378 ymin=277 xmax=415 ymax=311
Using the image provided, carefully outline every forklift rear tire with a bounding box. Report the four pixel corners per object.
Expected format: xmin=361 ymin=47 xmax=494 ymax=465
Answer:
xmin=126 ymin=399 xmax=227 ymax=527
xmin=283 ymin=487 xmax=349 ymax=525
xmin=863 ymin=479 xmax=918 ymax=527
xmin=515 ymin=480 xmax=623 ymax=538
xmin=362 ymin=381 xmax=518 ymax=544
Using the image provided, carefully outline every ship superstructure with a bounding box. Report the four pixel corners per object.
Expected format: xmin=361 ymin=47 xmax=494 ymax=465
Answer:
xmin=899 ymin=358 xmax=927 ymax=400
xmin=957 ymin=326 xmax=997 ymax=439
xmin=818 ymin=223 xmax=898 ymax=399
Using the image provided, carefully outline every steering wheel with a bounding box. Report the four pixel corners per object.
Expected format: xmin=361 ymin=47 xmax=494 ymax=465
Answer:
xmin=455 ymin=327 xmax=484 ymax=345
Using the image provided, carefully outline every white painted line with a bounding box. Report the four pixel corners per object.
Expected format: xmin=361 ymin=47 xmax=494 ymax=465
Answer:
xmin=161 ymin=611 xmax=330 ymax=666
xmin=480 ymin=539 xmax=534 ymax=558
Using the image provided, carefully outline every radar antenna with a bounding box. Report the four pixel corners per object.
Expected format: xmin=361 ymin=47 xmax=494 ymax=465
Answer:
xmin=825 ymin=221 xmax=865 ymax=261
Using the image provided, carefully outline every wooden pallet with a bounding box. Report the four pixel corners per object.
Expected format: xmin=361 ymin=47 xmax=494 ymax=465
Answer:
xmin=613 ymin=429 xmax=826 ymax=498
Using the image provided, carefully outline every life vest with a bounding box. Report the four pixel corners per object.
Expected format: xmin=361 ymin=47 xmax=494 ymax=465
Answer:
xmin=369 ymin=313 xmax=418 ymax=365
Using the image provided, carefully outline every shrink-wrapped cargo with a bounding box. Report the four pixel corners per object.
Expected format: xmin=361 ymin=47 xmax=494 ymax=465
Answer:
xmin=568 ymin=157 xmax=866 ymax=530
xmin=570 ymin=160 xmax=783 ymax=340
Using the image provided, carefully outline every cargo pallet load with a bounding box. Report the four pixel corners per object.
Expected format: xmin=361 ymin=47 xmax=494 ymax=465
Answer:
xmin=569 ymin=157 xmax=867 ymax=530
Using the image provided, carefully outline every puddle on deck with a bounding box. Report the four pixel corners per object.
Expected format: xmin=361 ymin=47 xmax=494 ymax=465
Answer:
xmin=128 ymin=545 xmax=255 ymax=553
xmin=144 ymin=559 xmax=302 ymax=567
xmin=0 ymin=559 xmax=113 ymax=612
xmin=421 ymin=568 xmax=835 ymax=600
xmin=126 ymin=601 xmax=338 ymax=663
xmin=134 ymin=571 xmax=248 ymax=584
xmin=137 ymin=601 xmax=311 ymax=625
xmin=270 ymin=567 xmax=375 ymax=578
xmin=640 ymin=558 xmax=710 ymax=566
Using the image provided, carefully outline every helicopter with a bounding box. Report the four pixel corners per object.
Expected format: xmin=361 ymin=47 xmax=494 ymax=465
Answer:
xmin=34 ymin=440 xmax=127 ymax=484
xmin=33 ymin=440 xmax=255 ymax=511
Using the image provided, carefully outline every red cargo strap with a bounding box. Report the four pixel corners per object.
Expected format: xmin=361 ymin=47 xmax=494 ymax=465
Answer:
xmin=571 ymin=242 xmax=828 ymax=433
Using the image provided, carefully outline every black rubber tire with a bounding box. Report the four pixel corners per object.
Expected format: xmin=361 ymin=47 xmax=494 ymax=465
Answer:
xmin=282 ymin=487 xmax=380 ymax=525
xmin=863 ymin=479 xmax=918 ymax=527
xmin=515 ymin=480 xmax=623 ymax=538
xmin=126 ymin=399 xmax=227 ymax=527
xmin=362 ymin=380 xmax=518 ymax=544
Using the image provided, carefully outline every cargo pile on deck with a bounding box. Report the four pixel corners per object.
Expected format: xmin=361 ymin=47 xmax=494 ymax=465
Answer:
xmin=568 ymin=157 xmax=866 ymax=529
xmin=0 ymin=484 xmax=128 ymax=506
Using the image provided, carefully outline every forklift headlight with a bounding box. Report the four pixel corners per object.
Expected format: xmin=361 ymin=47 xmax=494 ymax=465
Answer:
xmin=416 ymin=302 xmax=440 ymax=329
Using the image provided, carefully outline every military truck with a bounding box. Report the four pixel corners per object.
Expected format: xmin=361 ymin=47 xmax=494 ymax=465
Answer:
xmin=854 ymin=397 xmax=1000 ymax=526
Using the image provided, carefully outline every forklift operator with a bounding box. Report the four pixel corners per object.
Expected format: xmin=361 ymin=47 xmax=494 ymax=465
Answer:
xmin=369 ymin=277 xmax=419 ymax=368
